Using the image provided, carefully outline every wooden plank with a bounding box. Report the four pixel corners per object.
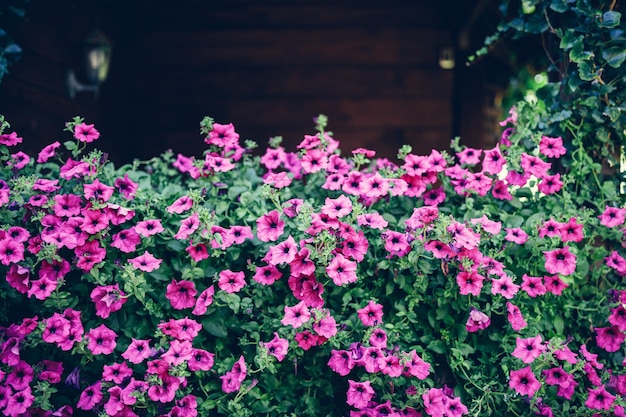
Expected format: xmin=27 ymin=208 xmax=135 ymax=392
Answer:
xmin=139 ymin=28 xmax=451 ymax=67
xmin=138 ymin=67 xmax=453 ymax=98
xmin=140 ymin=2 xmax=448 ymax=30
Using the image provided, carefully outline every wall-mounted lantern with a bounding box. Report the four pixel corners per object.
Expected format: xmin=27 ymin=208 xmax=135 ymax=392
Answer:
xmin=66 ymin=30 xmax=112 ymax=98
xmin=438 ymin=46 xmax=455 ymax=70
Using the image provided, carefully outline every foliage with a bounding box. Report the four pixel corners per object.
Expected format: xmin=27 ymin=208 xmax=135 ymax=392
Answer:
xmin=0 ymin=0 xmax=28 ymax=83
xmin=473 ymin=0 xmax=626 ymax=172
xmin=0 ymin=100 xmax=624 ymax=417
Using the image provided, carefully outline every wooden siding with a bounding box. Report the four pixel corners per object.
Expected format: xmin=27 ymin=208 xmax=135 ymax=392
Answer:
xmin=0 ymin=1 xmax=473 ymax=164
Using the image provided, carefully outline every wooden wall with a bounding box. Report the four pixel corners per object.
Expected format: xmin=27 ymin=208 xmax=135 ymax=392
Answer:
xmin=0 ymin=1 xmax=492 ymax=164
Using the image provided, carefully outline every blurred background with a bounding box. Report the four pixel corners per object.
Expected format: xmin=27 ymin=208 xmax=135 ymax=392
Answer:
xmin=0 ymin=0 xmax=545 ymax=164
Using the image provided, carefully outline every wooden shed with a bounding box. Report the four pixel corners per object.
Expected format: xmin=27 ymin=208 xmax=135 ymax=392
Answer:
xmin=0 ymin=0 xmax=514 ymax=164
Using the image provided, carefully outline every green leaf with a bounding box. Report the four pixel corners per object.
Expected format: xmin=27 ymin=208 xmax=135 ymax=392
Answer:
xmin=601 ymin=46 xmax=626 ymax=68
xmin=64 ymin=140 xmax=77 ymax=151
xmin=549 ymin=0 xmax=569 ymax=13
xmin=601 ymin=11 xmax=621 ymax=28
xmin=603 ymin=107 xmax=621 ymax=123
xmin=427 ymin=340 xmax=447 ymax=354
xmin=553 ymin=315 xmax=564 ymax=334
xmin=577 ymin=61 xmax=598 ymax=81
xmin=569 ymin=38 xmax=594 ymax=63
xmin=203 ymin=317 xmax=228 ymax=338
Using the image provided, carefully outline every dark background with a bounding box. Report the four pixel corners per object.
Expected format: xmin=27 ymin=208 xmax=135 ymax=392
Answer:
xmin=0 ymin=1 xmax=537 ymax=165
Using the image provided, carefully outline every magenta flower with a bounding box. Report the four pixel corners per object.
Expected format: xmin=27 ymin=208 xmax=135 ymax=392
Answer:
xmin=0 ymin=238 xmax=24 ymax=266
xmin=188 ymin=348 xmax=215 ymax=371
xmin=166 ymin=279 xmax=198 ymax=310
xmin=509 ymin=366 xmax=541 ymax=397
xmin=539 ymin=135 xmax=566 ymax=158
xmin=86 ymin=324 xmax=117 ymax=355
xmin=111 ymin=228 xmax=141 ymax=253
xmin=490 ymin=275 xmax=519 ymax=299
xmin=537 ymin=173 xmax=563 ymax=195
xmin=90 ymin=284 xmax=127 ymax=318
xmin=121 ymin=338 xmax=152 ymax=364
xmin=506 ymin=302 xmax=528 ymax=331
xmin=134 ymin=219 xmax=164 ymax=237
xmin=505 ymin=227 xmax=528 ymax=244
xmin=456 ymin=270 xmax=485 ymax=296
xmin=326 ymin=253 xmax=358 ymax=286
xmin=466 ymin=309 xmax=490 ymax=332
xmin=218 ymin=269 xmax=246 ymax=293
xmin=357 ymin=300 xmax=384 ymax=327
xmin=27 ymin=276 xmax=58 ymax=300
xmin=261 ymin=332 xmax=289 ymax=362
xmin=73 ymin=122 xmax=100 ymax=142
xmin=520 ymin=153 xmax=551 ymax=178
xmin=253 ymin=264 xmax=282 ymax=285
xmin=491 ymin=179 xmax=513 ymax=200
xmin=558 ymin=217 xmax=584 ymax=243
xmin=521 ymin=274 xmax=547 ymax=298
xmin=512 ymin=335 xmax=545 ymax=363
xmin=482 ymin=145 xmax=506 ymax=175
xmin=162 ymin=339 xmax=194 ymax=366
xmin=456 ymin=147 xmax=482 ymax=165
xmin=313 ymin=313 xmax=338 ymax=338
xmin=267 ymin=235 xmax=298 ymax=265
xmin=383 ymin=230 xmax=411 ymax=257
xmin=595 ymin=326 xmax=625 ymax=352
xmin=77 ymin=380 xmax=103 ymax=410
xmin=0 ymin=131 xmax=22 ymax=146
xmin=585 ymin=385 xmax=615 ymax=410
xmin=402 ymin=350 xmax=430 ymax=379
xmin=128 ymin=251 xmax=162 ymax=272
xmin=295 ymin=331 xmax=320 ymax=350
xmin=5 ymin=387 xmax=34 ymax=416
xmin=167 ymin=195 xmax=194 ymax=214
xmin=102 ymin=361 xmax=132 ymax=384
xmin=538 ymin=218 xmax=562 ymax=238
xmin=206 ymin=122 xmax=239 ymax=146
xmin=114 ymin=173 xmax=138 ymax=199
xmin=321 ymin=195 xmax=353 ymax=219
xmin=256 ymin=210 xmax=285 ymax=242
xmin=598 ymin=205 xmax=626 ymax=228
xmin=281 ymin=301 xmax=311 ymax=328
xmin=346 ymin=380 xmax=375 ymax=410
xmin=544 ymin=274 xmax=569 ymax=295
xmin=544 ymin=247 xmax=577 ymax=276
xmin=84 ymin=178 xmax=114 ymax=201
xmin=192 ymin=286 xmax=215 ymax=315
xmin=174 ymin=212 xmax=200 ymax=240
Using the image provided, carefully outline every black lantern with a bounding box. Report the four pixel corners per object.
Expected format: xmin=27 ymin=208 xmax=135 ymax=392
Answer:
xmin=67 ymin=30 xmax=112 ymax=98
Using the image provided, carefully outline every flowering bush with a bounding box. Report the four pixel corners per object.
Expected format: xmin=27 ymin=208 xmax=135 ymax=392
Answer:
xmin=0 ymin=97 xmax=624 ymax=417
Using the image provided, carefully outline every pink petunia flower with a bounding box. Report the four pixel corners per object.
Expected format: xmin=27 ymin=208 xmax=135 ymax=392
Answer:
xmin=86 ymin=324 xmax=117 ymax=355
xmin=256 ymin=210 xmax=285 ymax=242
xmin=506 ymin=302 xmax=528 ymax=331
xmin=165 ymin=280 xmax=198 ymax=310
xmin=482 ymin=145 xmax=506 ymax=175
xmin=539 ymin=135 xmax=566 ymax=158
xmin=456 ymin=270 xmax=485 ymax=296
xmin=357 ymin=300 xmax=384 ymax=327
xmin=74 ymin=122 xmax=100 ymax=142
xmin=121 ymin=338 xmax=152 ymax=364
xmin=90 ymin=284 xmax=127 ymax=318
xmin=537 ymin=173 xmax=563 ymax=195
xmin=585 ymin=385 xmax=615 ymax=410
xmin=192 ymin=286 xmax=215 ymax=315
xmin=512 ymin=335 xmax=545 ymax=363
xmin=128 ymin=251 xmax=162 ymax=272
xmin=114 ymin=174 xmax=139 ymax=199
xmin=174 ymin=212 xmax=200 ymax=240
xmin=261 ymin=332 xmax=289 ymax=362
xmin=595 ymin=326 xmax=625 ymax=352
xmin=346 ymin=380 xmax=375 ymax=410
xmin=466 ymin=309 xmax=490 ymax=332
xmin=544 ymin=247 xmax=577 ymax=276
xmin=167 ymin=195 xmax=193 ymax=214
xmin=491 ymin=275 xmax=519 ymax=299
xmin=599 ymin=205 xmax=626 ymax=228
xmin=281 ymin=301 xmax=311 ymax=328
xmin=134 ymin=219 xmax=164 ymax=237
xmin=218 ymin=270 xmax=246 ymax=293
xmin=37 ymin=141 xmax=61 ymax=163
xmin=505 ymin=227 xmax=528 ymax=244
xmin=521 ymin=274 xmax=547 ymax=298
xmin=509 ymin=366 xmax=541 ymax=397
xmin=326 ymin=253 xmax=358 ymax=286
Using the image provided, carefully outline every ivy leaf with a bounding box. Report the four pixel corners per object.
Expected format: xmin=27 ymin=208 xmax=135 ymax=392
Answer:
xmin=569 ymin=39 xmax=594 ymax=63
xmin=604 ymin=107 xmax=621 ymax=122
xmin=577 ymin=61 xmax=598 ymax=81
xmin=549 ymin=0 xmax=569 ymax=12
xmin=601 ymin=11 xmax=621 ymax=28
xmin=601 ymin=46 xmax=626 ymax=68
